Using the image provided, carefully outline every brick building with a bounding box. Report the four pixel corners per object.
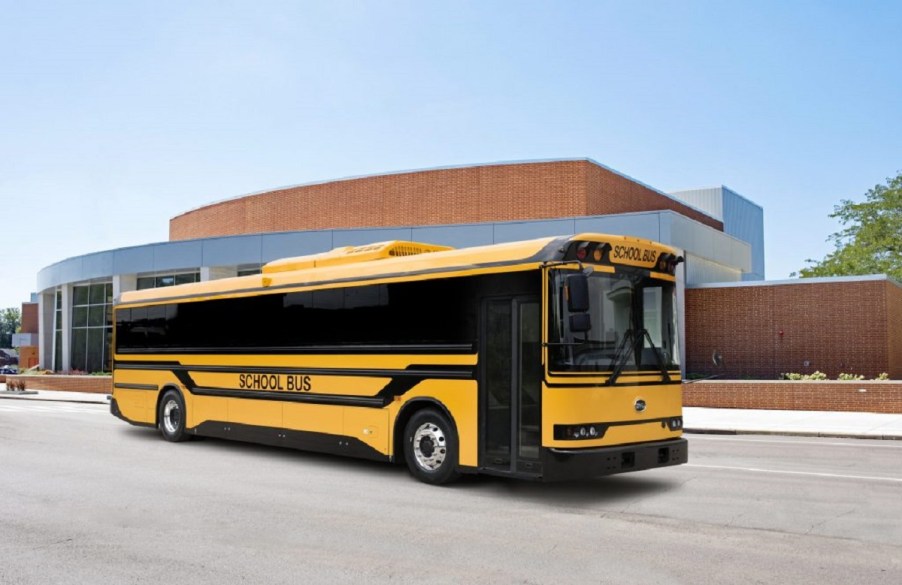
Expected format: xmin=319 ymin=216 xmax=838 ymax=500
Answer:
xmin=686 ymin=276 xmax=902 ymax=379
xmin=36 ymin=159 xmax=761 ymax=373
xmin=169 ymin=160 xmax=721 ymax=239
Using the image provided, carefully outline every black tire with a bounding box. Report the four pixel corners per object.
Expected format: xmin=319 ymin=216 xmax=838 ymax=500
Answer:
xmin=403 ymin=408 xmax=460 ymax=485
xmin=158 ymin=389 xmax=189 ymax=442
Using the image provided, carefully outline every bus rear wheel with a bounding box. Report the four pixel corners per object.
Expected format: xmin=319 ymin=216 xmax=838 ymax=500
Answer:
xmin=158 ymin=389 xmax=189 ymax=442
xmin=403 ymin=408 xmax=460 ymax=485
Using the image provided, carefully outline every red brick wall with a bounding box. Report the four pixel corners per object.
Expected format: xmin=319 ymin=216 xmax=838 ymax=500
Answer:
xmin=169 ymin=160 xmax=722 ymax=240
xmin=3 ymin=375 xmax=111 ymax=394
xmin=683 ymin=380 xmax=902 ymax=414
xmin=686 ymin=280 xmax=900 ymax=379
xmin=887 ymin=281 xmax=902 ymax=380
xmin=584 ymin=164 xmax=717 ymax=228
xmin=21 ymin=302 xmax=38 ymax=334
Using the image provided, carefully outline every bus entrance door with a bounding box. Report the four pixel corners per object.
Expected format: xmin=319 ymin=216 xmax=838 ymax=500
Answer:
xmin=481 ymin=297 xmax=542 ymax=476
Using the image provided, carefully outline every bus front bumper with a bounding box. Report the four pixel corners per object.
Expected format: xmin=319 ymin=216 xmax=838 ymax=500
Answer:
xmin=541 ymin=438 xmax=688 ymax=481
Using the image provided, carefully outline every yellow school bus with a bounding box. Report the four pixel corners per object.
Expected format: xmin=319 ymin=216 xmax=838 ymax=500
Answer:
xmin=111 ymin=234 xmax=687 ymax=484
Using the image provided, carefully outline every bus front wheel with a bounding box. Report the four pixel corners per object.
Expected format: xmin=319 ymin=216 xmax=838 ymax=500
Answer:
xmin=403 ymin=408 xmax=460 ymax=485
xmin=158 ymin=389 xmax=189 ymax=442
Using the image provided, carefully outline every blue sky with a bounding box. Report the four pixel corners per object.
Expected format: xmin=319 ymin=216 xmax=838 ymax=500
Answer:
xmin=2 ymin=0 xmax=901 ymax=309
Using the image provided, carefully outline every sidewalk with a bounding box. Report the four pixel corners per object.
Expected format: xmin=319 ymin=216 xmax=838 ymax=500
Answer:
xmin=2 ymin=388 xmax=901 ymax=440
xmin=0 ymin=388 xmax=109 ymax=405
xmin=684 ymin=406 xmax=902 ymax=440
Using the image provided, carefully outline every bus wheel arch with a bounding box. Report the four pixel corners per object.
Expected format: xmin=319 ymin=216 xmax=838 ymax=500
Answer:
xmin=396 ymin=400 xmax=461 ymax=485
xmin=157 ymin=386 xmax=189 ymax=442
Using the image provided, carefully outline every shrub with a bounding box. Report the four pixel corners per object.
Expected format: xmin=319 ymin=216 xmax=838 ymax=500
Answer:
xmin=838 ymin=372 xmax=865 ymax=381
xmin=875 ymin=372 xmax=890 ymax=381
xmin=781 ymin=371 xmax=828 ymax=381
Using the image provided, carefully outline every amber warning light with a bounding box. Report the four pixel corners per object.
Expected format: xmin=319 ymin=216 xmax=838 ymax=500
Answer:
xmin=656 ymin=253 xmax=685 ymax=275
xmin=574 ymin=241 xmax=612 ymax=262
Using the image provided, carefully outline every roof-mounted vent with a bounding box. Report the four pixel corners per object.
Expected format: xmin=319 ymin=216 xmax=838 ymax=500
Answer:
xmin=262 ymin=241 xmax=454 ymax=274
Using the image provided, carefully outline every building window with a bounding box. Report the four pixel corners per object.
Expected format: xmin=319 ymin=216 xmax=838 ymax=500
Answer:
xmin=237 ymin=265 xmax=262 ymax=277
xmin=136 ymin=271 xmax=200 ymax=290
xmin=70 ymin=282 xmax=112 ymax=373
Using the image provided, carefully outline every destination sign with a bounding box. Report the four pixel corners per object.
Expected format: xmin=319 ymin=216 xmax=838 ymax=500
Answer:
xmin=609 ymin=244 xmax=659 ymax=268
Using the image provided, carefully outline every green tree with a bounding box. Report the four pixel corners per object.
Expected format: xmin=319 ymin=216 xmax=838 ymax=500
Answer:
xmin=0 ymin=307 xmax=21 ymax=348
xmin=798 ymin=171 xmax=902 ymax=279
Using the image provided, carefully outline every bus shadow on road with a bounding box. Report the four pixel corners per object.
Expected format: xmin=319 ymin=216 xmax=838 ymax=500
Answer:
xmin=453 ymin=473 xmax=679 ymax=506
xmin=118 ymin=426 xmax=680 ymax=502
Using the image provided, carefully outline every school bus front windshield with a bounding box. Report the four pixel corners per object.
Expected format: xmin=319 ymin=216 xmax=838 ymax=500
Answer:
xmin=547 ymin=269 xmax=680 ymax=376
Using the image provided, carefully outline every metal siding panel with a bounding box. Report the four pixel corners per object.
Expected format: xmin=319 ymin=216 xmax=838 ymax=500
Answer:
xmin=669 ymin=188 xmax=724 ymax=221
xmin=80 ymin=252 xmax=114 ymax=280
xmin=722 ymin=187 xmax=765 ymax=279
xmin=261 ymin=231 xmax=333 ymax=263
xmin=492 ymin=219 xmax=575 ymax=243
xmin=684 ymin=254 xmax=742 ymax=286
xmin=58 ymin=258 xmax=85 ymax=287
xmin=202 ymin=235 xmax=263 ymax=266
xmin=112 ymin=245 xmax=155 ymax=275
xmin=574 ymin=214 xmax=660 ymax=242
xmin=153 ymin=241 xmax=204 ymax=272
xmin=411 ymin=223 xmax=494 ymax=248
xmin=333 ymin=228 xmax=415 ymax=247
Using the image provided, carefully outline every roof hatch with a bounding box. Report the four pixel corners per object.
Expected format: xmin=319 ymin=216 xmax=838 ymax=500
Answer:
xmin=262 ymin=241 xmax=454 ymax=274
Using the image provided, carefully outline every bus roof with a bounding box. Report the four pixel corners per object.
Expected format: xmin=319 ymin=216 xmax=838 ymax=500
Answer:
xmin=117 ymin=233 xmax=676 ymax=306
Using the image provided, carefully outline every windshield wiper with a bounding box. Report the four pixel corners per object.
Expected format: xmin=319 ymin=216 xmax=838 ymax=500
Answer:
xmin=605 ymin=329 xmax=671 ymax=386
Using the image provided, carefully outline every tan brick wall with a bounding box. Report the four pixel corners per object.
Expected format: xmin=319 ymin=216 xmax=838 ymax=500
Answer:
xmin=169 ymin=160 xmax=723 ymax=240
xmin=686 ymin=280 xmax=900 ymax=379
xmin=683 ymin=380 xmax=902 ymax=414
xmin=4 ymin=375 xmax=111 ymax=394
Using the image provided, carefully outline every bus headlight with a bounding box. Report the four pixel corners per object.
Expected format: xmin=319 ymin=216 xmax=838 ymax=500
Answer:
xmin=554 ymin=424 xmax=608 ymax=440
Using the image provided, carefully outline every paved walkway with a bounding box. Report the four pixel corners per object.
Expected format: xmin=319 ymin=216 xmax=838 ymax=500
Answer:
xmin=2 ymin=388 xmax=901 ymax=440
xmin=684 ymin=406 xmax=902 ymax=440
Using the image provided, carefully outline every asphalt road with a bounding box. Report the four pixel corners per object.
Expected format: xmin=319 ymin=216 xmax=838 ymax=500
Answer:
xmin=1 ymin=400 xmax=900 ymax=585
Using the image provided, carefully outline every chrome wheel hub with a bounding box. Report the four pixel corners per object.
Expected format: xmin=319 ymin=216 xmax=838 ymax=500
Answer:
xmin=163 ymin=400 xmax=181 ymax=434
xmin=412 ymin=422 xmax=447 ymax=471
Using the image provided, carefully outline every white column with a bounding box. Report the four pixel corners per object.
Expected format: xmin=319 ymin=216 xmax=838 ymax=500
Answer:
xmin=113 ymin=274 xmax=137 ymax=301
xmin=38 ymin=291 xmax=55 ymax=370
xmin=60 ymin=285 xmax=72 ymax=372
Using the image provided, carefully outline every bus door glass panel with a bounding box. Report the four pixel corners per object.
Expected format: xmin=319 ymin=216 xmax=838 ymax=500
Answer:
xmin=483 ymin=299 xmax=512 ymax=467
xmin=482 ymin=297 xmax=541 ymax=471
xmin=517 ymin=301 xmax=541 ymax=461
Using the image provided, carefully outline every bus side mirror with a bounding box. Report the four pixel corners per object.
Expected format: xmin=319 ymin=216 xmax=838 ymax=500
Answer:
xmin=566 ymin=274 xmax=590 ymax=313
xmin=569 ymin=313 xmax=591 ymax=333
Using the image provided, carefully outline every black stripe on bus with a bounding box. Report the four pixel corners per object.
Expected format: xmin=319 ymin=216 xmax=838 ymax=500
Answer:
xmin=191 ymin=387 xmax=387 ymax=408
xmin=113 ymin=361 xmax=475 ymax=380
xmin=190 ymin=420 xmax=389 ymax=462
xmin=116 ymin=343 xmax=475 ymax=356
xmin=113 ymin=383 xmax=159 ymax=391
xmin=544 ymin=380 xmax=681 ymax=388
